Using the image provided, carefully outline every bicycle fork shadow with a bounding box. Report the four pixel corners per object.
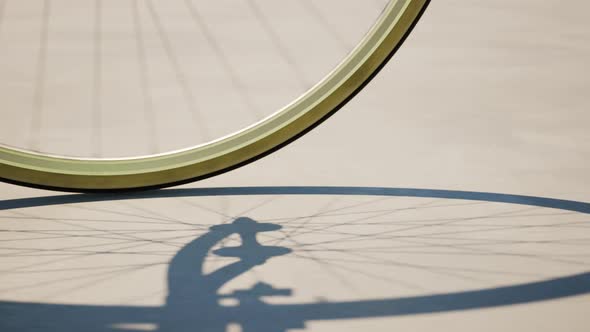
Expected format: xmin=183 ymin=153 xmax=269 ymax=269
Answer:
xmin=161 ymin=216 xmax=296 ymax=332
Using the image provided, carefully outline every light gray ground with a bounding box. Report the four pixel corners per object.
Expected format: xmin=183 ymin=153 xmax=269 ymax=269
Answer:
xmin=0 ymin=1 xmax=589 ymax=331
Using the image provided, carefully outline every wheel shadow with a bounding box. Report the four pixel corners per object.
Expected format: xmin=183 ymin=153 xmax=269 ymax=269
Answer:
xmin=1 ymin=186 xmax=589 ymax=331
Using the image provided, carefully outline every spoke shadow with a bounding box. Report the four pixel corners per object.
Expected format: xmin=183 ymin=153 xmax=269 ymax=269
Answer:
xmin=1 ymin=186 xmax=589 ymax=332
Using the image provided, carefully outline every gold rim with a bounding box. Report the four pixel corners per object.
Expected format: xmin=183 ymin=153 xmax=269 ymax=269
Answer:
xmin=0 ymin=0 xmax=429 ymax=192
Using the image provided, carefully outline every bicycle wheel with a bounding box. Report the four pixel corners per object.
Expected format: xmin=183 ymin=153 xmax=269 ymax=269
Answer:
xmin=0 ymin=0 xmax=430 ymax=192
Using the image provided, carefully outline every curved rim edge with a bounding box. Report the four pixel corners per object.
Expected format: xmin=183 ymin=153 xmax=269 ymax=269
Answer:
xmin=0 ymin=0 xmax=430 ymax=192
